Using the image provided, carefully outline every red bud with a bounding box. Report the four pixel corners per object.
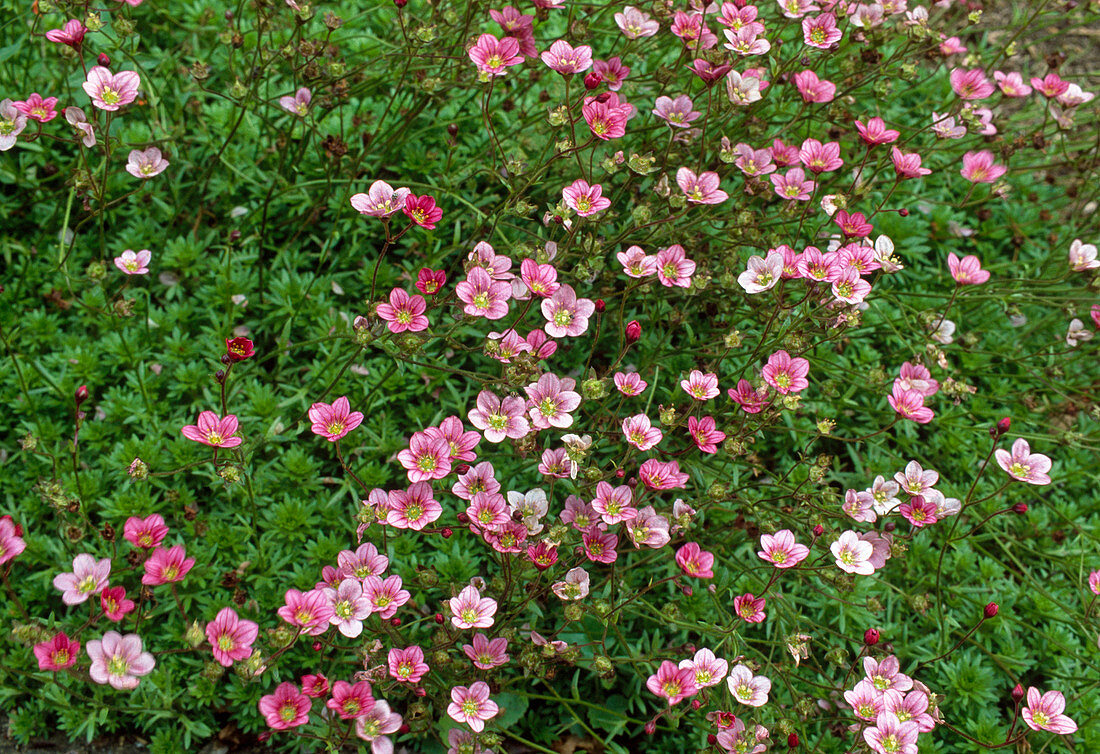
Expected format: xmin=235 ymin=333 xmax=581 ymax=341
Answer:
xmin=983 ymin=602 xmax=998 ymax=619
xmin=644 ymin=722 xmax=656 ymax=735
xmin=434 ymin=613 xmax=444 ymax=624
xmin=1013 ymin=502 xmax=1028 ymax=514
xmin=788 ymin=733 xmax=800 ymax=749
xmin=1011 ymin=683 xmax=1024 ymax=703
xmin=898 ymin=208 xmax=909 ymax=217
xmin=812 ymin=524 xmax=824 ymax=537
xmin=625 ymin=320 xmax=641 ymax=343
xmin=441 ymin=527 xmax=453 ymax=539
xmin=75 ymin=385 xmax=89 ymax=405
xmin=864 ymin=628 xmax=880 ymax=646
xmin=991 ymin=417 xmax=1011 ymax=438
xmin=707 ymin=734 xmax=718 ymax=745
xmin=583 ymin=72 xmax=602 ymax=90
xmin=312 ymin=642 xmax=322 ymax=651
xmin=594 ymin=298 xmax=606 ymax=313
xmin=97 ymin=53 xmax=110 ymax=67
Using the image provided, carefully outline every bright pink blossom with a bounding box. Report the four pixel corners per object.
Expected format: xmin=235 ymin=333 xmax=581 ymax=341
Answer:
xmin=800 ymin=138 xmax=843 ymax=174
xmin=891 ymin=146 xmax=932 ymax=179
xmin=856 ymin=116 xmax=900 ymax=145
xmin=403 ymin=194 xmax=443 ymax=229
xmin=758 ymin=529 xmax=810 ymax=568
xmin=376 ymin=288 xmax=428 ymax=333
xmin=308 ymin=396 xmax=363 ymax=442
xmin=142 ymin=545 xmax=194 ymax=586
xmin=541 ymin=284 xmax=595 ymax=337
xmin=960 ymin=150 xmax=1007 ymax=183
xmin=646 ymin=660 xmax=698 ymax=706
xmin=1031 ymin=73 xmax=1070 ymax=98
xmin=448 ymin=681 xmax=499 ymax=732
xmin=100 ymin=586 xmax=136 ymax=621
xmin=540 ymin=40 xmax=592 ymax=75
xmin=113 ymin=249 xmax=151 ymax=275
xmin=950 ymin=68 xmax=994 ymax=100
xmin=677 ymin=167 xmax=728 ymax=204
xmin=388 ymin=645 xmax=429 ymax=683
xmin=14 ymin=93 xmax=59 ymax=122
xmin=259 ymin=683 xmax=311 ymax=730
xmin=327 ymin=680 xmax=375 ymax=720
xmin=888 ymin=385 xmax=934 ymax=424
xmin=993 ymin=71 xmax=1032 ymax=97
xmin=34 ymin=632 xmax=80 ymax=671
xmin=463 ymin=634 xmax=509 ymax=669
xmin=762 ymin=350 xmax=809 ymax=394
xmin=793 ymin=70 xmax=835 ymax=102
xmin=802 ymin=13 xmax=841 ymax=48
xmin=449 ymin=585 xmax=497 ymax=629
xmin=206 ymin=607 xmax=259 ymax=666
xmin=525 ymin=373 xmax=582 ymax=429
xmin=655 ymin=244 xmax=695 ymax=288
xmin=638 ymin=459 xmax=690 ymax=490
xmin=687 ymin=415 xmax=726 ymax=454
xmin=46 ymin=19 xmax=87 ymax=47
xmin=676 ymin=542 xmax=715 ymax=578
xmin=733 ymin=592 xmax=766 ymax=622
xmin=278 ymin=588 xmax=335 ymax=635
xmin=947 ymin=252 xmax=990 ymax=285
xmin=468 ymin=33 xmax=522 ymax=77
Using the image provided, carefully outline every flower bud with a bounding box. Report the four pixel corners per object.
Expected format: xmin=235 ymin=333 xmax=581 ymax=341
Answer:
xmin=983 ymin=602 xmax=998 ymax=619
xmin=813 ymin=524 xmax=824 ymax=537
xmin=393 ymin=0 xmax=408 ymax=6
xmin=441 ymin=527 xmax=453 ymax=538
xmin=594 ymin=298 xmax=606 ymax=313
xmin=1011 ymin=683 xmax=1024 ymax=703
xmin=644 ymin=722 xmax=656 ymax=735
xmin=97 ymin=53 xmax=110 ymax=67
xmin=625 ymin=320 xmax=641 ymax=343
xmin=75 ymin=385 xmax=89 ymax=405
xmin=707 ymin=734 xmax=718 ymax=745
xmin=788 ymin=733 xmax=799 ymax=748
xmin=899 ymin=208 xmax=909 ymax=216
xmin=434 ymin=613 xmax=444 ymax=624
xmin=864 ymin=628 xmax=880 ymax=646
xmin=185 ymin=621 xmax=206 ymax=648
xmin=584 ymin=71 xmax=602 ymax=90
xmin=1013 ymin=502 xmax=1028 ymax=514
xmin=691 ymin=699 xmax=701 ymax=710
xmin=991 ymin=416 xmax=1011 ymax=438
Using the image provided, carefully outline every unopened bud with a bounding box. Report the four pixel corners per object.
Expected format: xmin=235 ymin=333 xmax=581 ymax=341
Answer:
xmin=788 ymin=733 xmax=799 ymax=748
xmin=813 ymin=524 xmax=824 ymax=537
xmin=584 ymin=72 xmax=602 ymax=90
xmin=75 ymin=385 xmax=89 ymax=405
xmin=983 ymin=602 xmax=998 ymax=619
xmin=1013 ymin=502 xmax=1028 ymax=514
xmin=991 ymin=417 xmax=1011 ymax=438
xmin=391 ymin=617 xmax=401 ymax=627
xmin=625 ymin=320 xmax=641 ymax=343
xmin=594 ymin=298 xmax=605 ymax=313
xmin=434 ymin=613 xmax=444 ymax=624
xmin=644 ymin=722 xmax=656 ymax=735
xmin=441 ymin=527 xmax=453 ymax=538
xmin=1011 ymin=683 xmax=1024 ymax=703
xmin=864 ymin=628 xmax=880 ymax=646
xmin=899 ymin=208 xmax=909 ymax=217
xmin=97 ymin=53 xmax=110 ymax=67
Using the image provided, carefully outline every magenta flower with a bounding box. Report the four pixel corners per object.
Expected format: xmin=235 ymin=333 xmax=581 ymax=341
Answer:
xmin=680 ymin=370 xmax=719 ymax=400
xmin=835 ymin=210 xmax=873 ymax=238
xmin=647 ymin=660 xmax=698 ymax=706
xmin=142 ymin=545 xmax=195 ymax=586
xmin=519 ymin=258 xmax=560 ymax=299
xmin=34 ymin=632 xmax=80 ymax=671
xmin=638 ymin=459 xmax=690 ymax=490
xmin=468 ymin=390 xmax=530 ymax=443
xmin=308 ymin=396 xmax=363 ymax=442
xmin=855 ymin=116 xmax=900 ymax=145
xmin=205 ymin=607 xmax=258 ymax=667
xmin=463 ymin=633 xmax=509 ymax=669
xmin=947 ymin=252 xmax=990 ymax=285
xmin=338 ymin=542 xmax=389 ymax=580
xmin=53 ymin=554 xmax=111 ymax=605
xmin=622 ymin=414 xmax=662 ymax=451
xmin=582 ymin=94 xmax=630 ymax=140
xmin=350 ymin=180 xmax=410 ymax=218
xmin=259 ymin=682 xmax=311 ymax=730
xmin=733 ymin=592 xmax=766 ymax=623
xmin=0 ymin=99 xmax=28 ymax=151
xmin=800 ymin=138 xmax=843 ymax=174
xmin=591 ymin=481 xmax=637 ymax=525
xmin=676 ymin=167 xmax=728 ymax=205
xmin=126 ymin=147 xmax=169 ymax=179
xmin=449 ymin=584 xmax=497 ymax=629
xmin=525 ymin=372 xmax=582 ymax=430
xmin=327 ymin=680 xmax=375 ymax=720
xmin=300 ymin=674 xmax=329 ymax=698
xmin=614 ymin=372 xmax=648 ymax=396
xmin=562 ymin=179 xmax=611 ymax=217
xmin=687 ymin=415 xmax=726 ymax=454
xmin=771 ymin=167 xmax=815 ymax=201
xmin=675 ymin=542 xmax=715 ymax=578
xmin=960 ymin=150 xmax=1007 ymax=183
xmin=950 ymin=68 xmax=994 ymax=99
xmin=0 ymin=517 xmax=23 ymax=568
xmin=388 ymin=645 xmax=430 ymax=683
xmin=864 ymin=712 xmax=919 ymax=754
xmin=14 ymin=93 xmax=59 ymax=122
xmin=403 ymin=193 xmax=443 ymax=229
xmin=728 ymin=379 xmax=769 ymax=413
xmin=278 ymin=87 xmax=311 ymax=116
xmin=593 ymin=57 xmax=630 ymax=90
xmin=456 ymin=266 xmax=512 ymax=320
xmin=615 ymin=6 xmax=659 ymax=38
xmin=541 ymin=284 xmax=595 ymax=337
xmin=655 ymin=244 xmax=696 ymax=288
xmin=448 ymin=681 xmax=499 ymax=732
xmin=82 ymin=67 xmax=139 ymax=112
xmin=793 ymin=70 xmax=836 ymax=103
xmin=87 ymin=632 xmax=155 ymax=690
xmin=653 ymin=95 xmax=700 ymax=128
xmin=363 ymin=574 xmax=410 ymax=619
xmin=802 ymin=12 xmax=841 ymax=48
xmin=831 ymin=531 xmax=875 ymax=574
xmin=425 ymin=415 xmax=479 ymax=462
xmin=762 ymin=350 xmax=809 ymax=395
xmin=387 ymin=482 xmax=442 ymax=530
xmin=490 ymin=6 xmax=536 ymax=58
xmin=899 ymin=496 xmax=939 ymax=528
xmin=113 ymin=249 xmax=151 ymax=275
xmin=45 ymin=19 xmax=87 ymax=47
xmin=582 ymin=528 xmax=618 ymax=564
xmin=727 ymin=663 xmax=771 ymax=706
xmin=540 ymin=40 xmax=592 ymax=75
xmin=180 ymin=410 xmax=242 ymax=448
xmin=100 ymin=586 xmax=136 ymax=621
xmin=891 ymin=146 xmax=932 ymax=179
xmin=468 ymin=33 xmax=522 ymax=77
xmin=758 ymin=529 xmax=810 ymax=568
xmin=1030 ymin=73 xmax=1070 ymax=98
xmin=995 ymin=438 xmax=1052 ymax=485
xmin=888 ymin=384 xmax=934 ymax=424
xmin=688 ymin=59 xmax=732 ymax=85
xmin=416 ymin=267 xmax=447 ymax=295
xmin=376 ymin=288 xmax=429 ymax=333
xmin=123 ymin=514 xmax=168 ymax=549
xmin=278 ymin=588 xmax=335 ymax=635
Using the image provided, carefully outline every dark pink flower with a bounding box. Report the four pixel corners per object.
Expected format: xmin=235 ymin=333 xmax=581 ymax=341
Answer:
xmin=14 ymin=93 xmax=59 ymax=122
xmin=891 ymin=146 xmax=932 ymax=179
xmin=793 ymin=70 xmax=835 ymax=102
xmin=647 ymin=661 xmax=698 ymax=706
xmin=309 ymin=396 xmax=363 ymax=442
xmin=258 ymin=683 xmax=311 ymax=730
xmin=142 ymin=545 xmax=195 ymax=586
xmin=100 ymin=586 xmax=136 ymax=621
xmin=802 ymin=13 xmax=841 ymax=48
xmin=855 ymin=116 xmax=900 ymax=145
xmin=960 ymin=150 xmax=1006 ymax=183
xmin=947 ymin=252 xmax=990 ymax=285
xmin=45 ymin=19 xmax=87 ymax=47
xmin=34 ymin=632 xmax=80 ymax=671
xmin=376 ymin=288 xmax=429 ymax=333
xmin=950 ymin=68 xmax=994 ymax=99
xmin=403 ymin=194 xmax=443 ymax=229
xmin=468 ymin=33 xmax=523 ymax=77
xmin=206 ymin=607 xmax=259 ymax=666
xmin=675 ymin=542 xmax=715 ymax=578
xmin=181 ymin=411 xmax=242 ymax=448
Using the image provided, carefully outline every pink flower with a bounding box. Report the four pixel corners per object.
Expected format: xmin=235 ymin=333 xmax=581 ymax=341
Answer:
xmin=802 ymin=12 xmax=842 ymax=48
xmin=762 ymin=350 xmax=810 ymax=394
xmin=258 ymin=682 xmax=311 ymax=730
xmin=308 ymin=396 xmax=363 ymax=442
xmin=733 ymin=143 xmax=775 ymax=176
xmin=655 ymin=244 xmax=696 ymax=288
xmin=300 ymin=674 xmax=329 ymax=698
xmin=888 ymin=384 xmax=934 ymax=424
xmin=450 ymin=585 xmax=497 ymax=629
xmin=582 ymin=528 xmax=618 ymax=563
xmin=582 ymin=93 xmax=631 ymax=140
xmin=278 ymin=588 xmax=335 ymax=635
xmin=687 ymin=59 xmax=732 ymax=86
xmin=562 ymin=179 xmax=611 ymax=217
xmin=896 ymin=363 xmax=938 ymax=397
xmin=899 ymin=496 xmax=939 ymax=528
xmin=619 ymin=413 xmax=661 ymax=451
xmin=425 ymin=415 xmax=480 ymax=463
xmin=45 ymin=19 xmax=87 ymax=47
xmin=653 ymin=95 xmax=701 ymax=127
xmin=950 ymin=68 xmax=994 ymax=99
xmin=725 ymin=70 xmax=763 ymax=105
xmin=800 ymin=138 xmax=843 ymax=174
xmin=87 ymin=632 xmax=155 ymax=690
xmin=376 ymin=288 xmax=429 ymax=333
xmin=388 ymin=645 xmax=429 ymax=683
xmin=363 ymin=574 xmax=410 ymax=619
xmin=831 ymin=530 xmax=875 ymax=574
xmin=993 ymin=71 xmax=1032 ymax=97
xmin=14 ymin=92 xmax=59 ymax=122
xmin=468 ymin=33 xmax=522 ymax=77
xmin=126 ymin=147 xmax=169 ymax=179
xmin=322 ymin=579 xmax=371 ymax=636
xmin=627 ymin=506 xmax=671 ymax=547
xmin=1022 ymin=688 xmax=1076 ymax=734
xmin=758 ymin=529 xmax=810 ymax=568
xmin=638 ymin=459 xmax=689 ymax=490
xmin=403 ymin=193 xmax=443 ymax=229
xmin=463 ymin=633 xmax=509 ymax=669
xmin=615 ymin=6 xmax=659 ymax=38
xmin=551 ymin=566 xmax=590 ymax=599
xmin=518 ymin=259 xmax=559 ymax=300
xmin=34 ymin=632 xmax=80 ymax=671
xmin=327 ymin=680 xmax=375 ymax=720
xmin=670 ymin=11 xmax=718 ymax=49
xmin=206 ymin=607 xmax=259 ymax=666
xmin=676 ymin=542 xmax=715 ymax=578
xmin=457 ymin=266 xmax=512 ymax=320
xmin=960 ymin=150 xmax=1007 ymax=183
xmin=687 ymin=415 xmax=726 ymax=454
xmin=846 ymin=679 xmax=886 ymax=721
xmin=864 ymin=713 xmax=919 ymax=754
xmin=947 ymin=252 xmax=990 ymax=285
xmin=82 ymin=67 xmax=139 ymax=112
xmin=0 ymin=99 xmax=28 ymax=151
xmin=398 ymin=431 xmax=452 ymax=482
xmin=995 ymin=438 xmax=1052 ymax=485
xmin=737 ymin=251 xmax=783 ymax=294
xmin=279 ymin=87 xmax=311 ymax=116
xmin=727 ymin=663 xmax=771 ymax=705
xmin=676 ymin=167 xmax=728 ymax=204
xmin=614 ymin=372 xmax=648 ymax=396
xmin=100 ymin=586 xmax=136 ymax=621
xmin=142 ymin=544 xmax=195 ymax=586
xmin=835 ymin=210 xmax=873 ymax=238
xmin=350 ymin=180 xmax=411 ymax=218
xmin=1031 ymin=73 xmax=1070 ymax=98
xmin=387 ymin=482 xmax=442 ymax=530
xmin=123 ymin=514 xmax=168 ymax=549
xmin=448 ymin=681 xmax=499 ymax=732
xmin=416 ymin=267 xmax=447 ymax=295
xmin=733 ymin=592 xmax=766 ymax=622
xmin=771 ymin=167 xmax=815 ymax=201
xmin=111 ymin=249 xmax=151 ymax=275
xmin=525 ymin=372 xmax=582 ymax=429
xmin=468 ymin=390 xmax=530 ymax=443
xmin=891 ymin=146 xmax=932 ymax=179
xmin=0 ymin=516 xmax=26 ymax=566
xmin=540 ymin=40 xmax=592 ymax=75
xmin=681 ymin=370 xmax=719 ymax=400
xmin=1069 ymin=239 xmax=1099 ymax=271
xmin=616 ymin=245 xmax=656 ymax=278
xmin=679 ymin=648 xmax=728 ymax=689
xmin=355 ymin=700 xmax=403 ymax=753
xmin=793 ymin=70 xmax=836 ymax=102
xmin=593 ymin=57 xmax=630 ymax=90
xmin=53 ymin=554 xmax=111 ymax=605
xmin=490 ymin=6 xmax=536 ymax=57
xmin=646 ymin=660 xmax=698 ymax=706
xmin=541 ymin=284 xmax=595 ymax=337
xmin=855 ymin=116 xmax=900 ymax=145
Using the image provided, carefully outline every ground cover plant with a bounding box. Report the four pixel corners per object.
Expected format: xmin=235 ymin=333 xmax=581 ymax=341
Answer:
xmin=1 ymin=0 xmax=1099 ymax=751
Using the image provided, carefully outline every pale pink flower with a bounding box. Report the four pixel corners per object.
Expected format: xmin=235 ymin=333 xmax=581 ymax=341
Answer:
xmin=800 ymin=138 xmax=843 ymax=174
xmin=0 ymin=517 xmax=26 ymax=566
xmin=723 ymin=26 xmax=771 ymax=56
xmin=793 ymin=70 xmax=836 ymax=102
xmin=466 ymin=492 xmax=510 ymax=531
xmin=562 ymin=179 xmax=611 ymax=217
xmin=34 ymin=632 xmax=80 ymax=671
xmin=627 ymin=505 xmax=672 ymax=547
xmin=995 ymin=438 xmax=1052 ymax=485
xmin=388 ymin=645 xmax=429 ymax=683
xmin=883 ymin=689 xmax=936 ymax=733
xmin=350 ymin=180 xmax=411 ymax=218
xmin=864 ymin=712 xmax=919 ymax=754
xmin=950 ymin=68 xmax=994 ymax=100
xmin=1056 ymin=83 xmax=1094 ymax=106
xmin=960 ymin=150 xmax=1007 ymax=183
xmin=676 ymin=167 xmax=728 ymax=204
xmin=738 ymin=251 xmax=783 ymax=293
xmin=733 ymin=143 xmax=775 ymax=176
xmin=619 ymin=413 xmax=661 ymax=451
xmin=52 ymin=554 xmax=109 ymax=607
xmin=888 ymin=384 xmax=934 ymax=424
xmin=525 ymin=372 xmax=582 ymax=429
xmin=363 ymin=574 xmax=410 ymax=619
xmin=947 ymin=252 xmax=989 ymax=285
xmin=0 ymin=99 xmax=28 ymax=151
xmin=688 ymin=415 xmax=726 ymax=454
xmin=1067 ymin=318 xmax=1093 ymax=348
xmin=758 ymin=529 xmax=809 ymax=568
xmin=113 ymin=249 xmax=151 ymax=275
xmin=87 ymin=632 xmax=155 ymax=690
xmin=279 ymin=87 xmax=311 ymax=115
xmin=448 ymin=681 xmax=499 ymax=732
xmin=802 ymin=12 xmax=842 ymax=48
xmin=142 ymin=545 xmax=194 ymax=585
xmin=894 ymin=460 xmax=938 ymax=496
xmin=206 ymin=607 xmax=259 ymax=666
xmin=64 ymin=107 xmax=96 ymax=147
xmin=864 ymin=656 xmax=913 ymax=694
xmin=425 ymin=415 xmax=480 ymax=463
xmin=83 ymin=67 xmax=140 ymax=111
xmin=468 ymin=33 xmax=522 ymax=77
xmin=869 ymin=475 xmax=903 ymax=515
xmin=647 ymin=661 xmax=698 ymax=706
xmin=729 ymin=379 xmax=770 ymax=413
xmin=617 ymin=245 xmax=657 ymax=278
xmin=932 ymin=111 xmax=967 ymax=139
xmin=541 ymin=284 xmax=595 ymax=337
xmin=993 ymin=70 xmax=1032 ymax=97
xmin=468 ymin=390 xmax=530 ymax=443
xmin=679 ymin=648 xmax=728 ymax=688
xmin=681 ymin=370 xmax=719 ymax=400
xmin=308 ymin=396 xmax=363 ymax=442
xmin=376 ymin=288 xmax=429 ymax=333
xmin=278 ymin=588 xmax=335 ymax=635
xmin=724 ymin=70 xmax=763 ymax=105
xmin=614 ymin=372 xmax=648 ymax=396
xmin=540 ymin=40 xmax=592 ymax=75
xmin=846 ymin=679 xmax=886 ymax=721
xmin=727 ymin=664 xmax=771 ymax=706
xmin=844 ymin=488 xmax=877 ymax=523
xmin=655 ymin=244 xmax=696 ymax=288
xmin=670 ymin=11 xmax=718 ymax=49
xmin=654 ymin=95 xmax=701 ymax=128
xmin=258 ymin=683 xmax=311 ymax=730
xmin=1068 ymin=239 xmax=1098 ymax=271
xmin=593 ymin=57 xmax=631 ymax=91
xmin=615 ymin=6 xmax=659 ymax=38
xmin=939 ymin=35 xmax=966 ymax=54
xmin=591 ymin=481 xmax=637 ymax=525
xmin=771 ymin=167 xmax=815 ymax=201
xmin=463 ymin=633 xmax=509 ymax=669
xmin=831 ymin=530 xmax=875 ymax=574
xmin=519 ymin=258 xmax=559 ymax=298
xmin=387 ymin=482 xmax=442 ymax=530
xmin=449 ymin=585 xmax=497 ymax=629
xmin=126 ymin=147 xmax=169 ymax=179
xmin=891 ymin=146 xmax=932 ymax=179
xmin=337 ymin=542 xmax=389 ymax=580
xmin=581 ymin=93 xmax=631 ymax=141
